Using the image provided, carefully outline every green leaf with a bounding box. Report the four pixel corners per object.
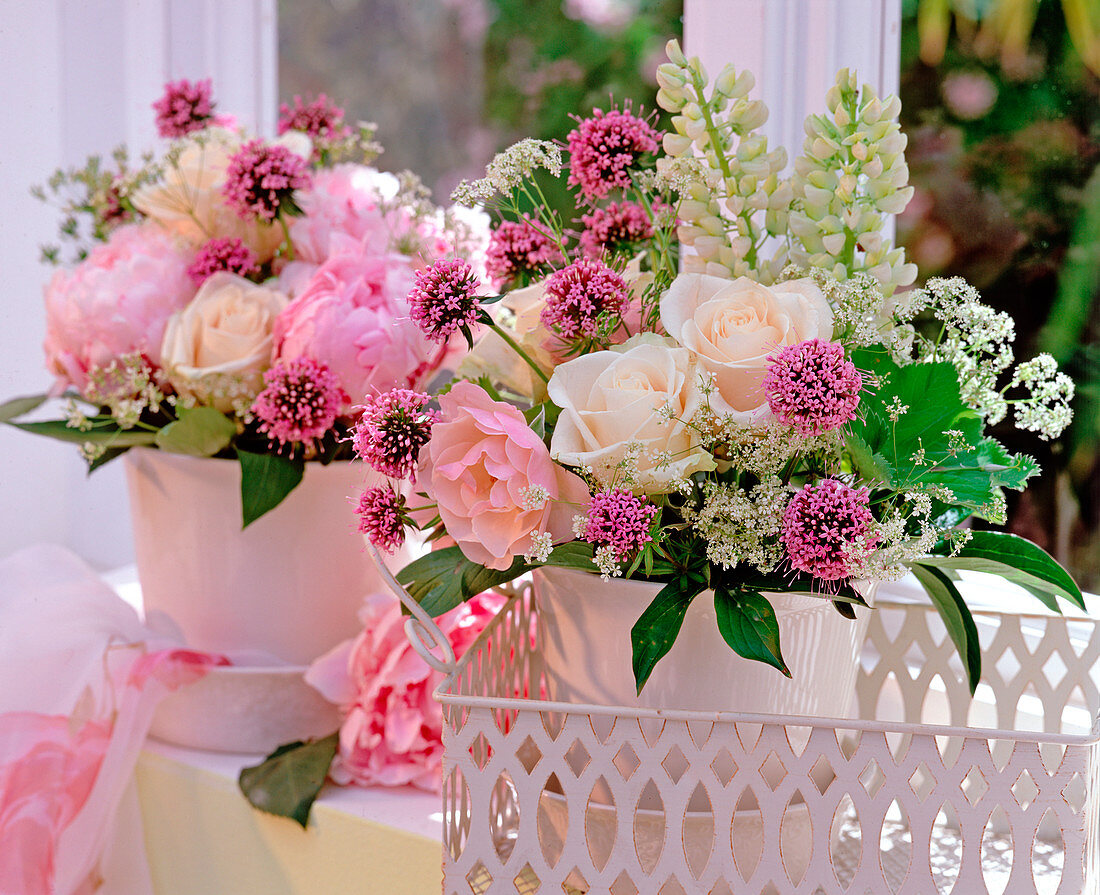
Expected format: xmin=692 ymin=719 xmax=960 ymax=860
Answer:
xmin=238 ymin=449 xmax=305 ymax=528
xmin=154 ymin=406 xmax=236 ymax=457
xmin=396 ymin=541 xmax=597 ymax=617
xmin=912 ymin=563 xmax=982 ymax=695
xmin=0 ymin=394 xmax=49 ymax=422
xmin=850 ymin=352 xmax=1038 ymax=512
xmin=845 ymin=431 xmax=894 ymax=488
xmin=713 ymin=588 xmax=791 ymax=678
xmin=923 ymin=530 xmax=1084 ymax=611
xmin=631 ymin=574 xmax=705 ymax=694
xmin=5 ymin=418 xmax=158 ymax=446
xmin=238 ymin=732 xmax=338 ymax=828
xmin=88 ymin=446 xmax=128 ymax=473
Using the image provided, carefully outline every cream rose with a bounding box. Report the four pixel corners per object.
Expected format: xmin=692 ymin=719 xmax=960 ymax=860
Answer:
xmin=660 ymin=274 xmax=833 ymax=419
xmin=161 ymin=272 xmax=288 ymax=412
xmin=547 ymin=334 xmax=714 ymax=492
xmin=132 ymin=129 xmax=311 ymax=263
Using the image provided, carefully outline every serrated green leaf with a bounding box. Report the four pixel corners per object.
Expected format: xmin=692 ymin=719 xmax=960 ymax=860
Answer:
xmin=238 ymin=732 xmax=338 ymax=828
xmin=924 ymin=530 xmax=1084 ymax=611
xmin=713 ymin=588 xmax=791 ymax=678
xmin=845 ymin=431 xmax=894 ymax=487
xmin=238 ymin=449 xmax=305 ymax=528
xmin=631 ymin=575 xmax=705 ymax=694
xmin=912 ymin=563 xmax=981 ymax=695
xmin=154 ymin=406 xmax=236 ymax=457
xmin=0 ymin=394 xmax=49 ymax=422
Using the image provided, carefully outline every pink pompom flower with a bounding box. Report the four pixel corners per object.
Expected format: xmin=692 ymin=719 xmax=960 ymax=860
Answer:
xmin=355 ymin=485 xmax=409 ymax=553
xmin=407 ymin=258 xmax=482 ymax=343
xmin=252 ymin=356 xmax=348 ymax=448
xmin=153 ymin=78 xmax=216 ymax=138
xmin=351 ymin=389 xmax=436 ymax=480
xmin=781 ymin=479 xmax=877 ymax=582
xmin=484 ymin=218 xmax=563 ymax=290
xmin=579 ymin=200 xmax=654 ymax=258
xmin=540 ymin=257 xmax=629 ymax=341
xmin=567 ymin=105 xmax=659 ymax=201
xmin=278 ymin=94 xmax=353 ymax=142
xmin=223 ymin=139 xmax=312 ymax=222
xmin=764 ymin=338 xmax=863 ymax=436
xmin=580 ymin=489 xmax=659 ymax=560
xmin=187 ymin=237 xmax=260 ymax=286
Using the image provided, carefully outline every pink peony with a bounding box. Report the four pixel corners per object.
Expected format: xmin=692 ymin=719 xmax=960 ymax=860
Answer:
xmin=305 ymin=591 xmax=505 ymax=790
xmin=288 ymin=166 xmax=404 ymax=264
xmin=422 ymin=380 xmax=591 ymax=570
xmin=272 ymin=252 xmax=440 ymax=401
xmin=43 ymin=225 xmax=197 ymax=394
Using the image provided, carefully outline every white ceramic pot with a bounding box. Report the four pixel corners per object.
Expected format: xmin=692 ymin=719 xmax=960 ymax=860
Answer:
xmin=533 ymin=565 xmax=873 ymax=717
xmin=124 ymin=446 xmax=401 ymax=666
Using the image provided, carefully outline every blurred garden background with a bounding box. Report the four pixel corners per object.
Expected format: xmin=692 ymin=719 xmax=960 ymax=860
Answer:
xmin=279 ymin=0 xmax=1100 ymax=587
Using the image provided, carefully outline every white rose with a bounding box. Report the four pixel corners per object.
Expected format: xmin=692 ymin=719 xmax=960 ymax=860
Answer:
xmin=132 ymin=129 xmax=311 ymax=263
xmin=660 ymin=273 xmax=833 ymax=420
xmin=161 ymin=272 xmax=288 ymax=412
xmin=547 ymin=334 xmax=714 ymax=492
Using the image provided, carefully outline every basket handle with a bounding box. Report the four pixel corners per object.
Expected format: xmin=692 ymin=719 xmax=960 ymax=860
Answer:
xmin=368 ymin=544 xmax=457 ymax=676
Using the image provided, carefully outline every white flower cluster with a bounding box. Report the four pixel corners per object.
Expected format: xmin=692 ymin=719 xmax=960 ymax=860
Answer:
xmin=788 ymin=69 xmax=917 ymax=292
xmin=691 ymin=405 xmax=840 ymax=478
xmin=83 ymin=353 xmax=166 ymax=429
xmin=452 ymin=139 xmax=563 ymax=205
xmin=523 ymin=530 xmax=554 ymax=564
xmin=1010 ymin=353 xmax=1075 ymax=441
xmin=785 ymin=267 xmax=894 ymax=347
xmin=897 ymin=277 xmax=1016 ymax=425
xmin=681 ymin=477 xmax=789 ymax=572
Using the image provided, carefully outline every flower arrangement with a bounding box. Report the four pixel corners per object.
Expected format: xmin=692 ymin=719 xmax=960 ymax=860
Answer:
xmin=351 ymin=41 xmax=1082 ymax=694
xmin=4 ymin=80 xmax=488 ymax=524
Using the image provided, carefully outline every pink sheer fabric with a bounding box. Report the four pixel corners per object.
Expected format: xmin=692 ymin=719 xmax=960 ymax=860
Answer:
xmin=0 ymin=545 xmax=226 ymax=895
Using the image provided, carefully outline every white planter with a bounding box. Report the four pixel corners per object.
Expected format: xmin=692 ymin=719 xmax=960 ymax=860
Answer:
xmin=533 ymin=565 xmax=873 ymax=717
xmin=124 ymin=447 xmax=398 ymax=667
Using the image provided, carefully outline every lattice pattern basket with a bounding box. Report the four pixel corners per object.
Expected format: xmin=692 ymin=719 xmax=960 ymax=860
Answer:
xmin=397 ymin=573 xmax=1100 ymax=895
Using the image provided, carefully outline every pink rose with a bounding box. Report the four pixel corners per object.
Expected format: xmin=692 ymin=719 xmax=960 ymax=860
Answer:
xmin=424 ymin=380 xmax=591 ymax=570
xmin=305 ymin=591 xmax=504 ymax=790
xmin=272 ymin=252 xmax=440 ymax=400
xmin=43 ymin=225 xmax=197 ymax=393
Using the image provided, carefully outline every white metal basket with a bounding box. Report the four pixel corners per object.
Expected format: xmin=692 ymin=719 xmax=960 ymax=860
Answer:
xmin=374 ymin=554 xmax=1100 ymax=894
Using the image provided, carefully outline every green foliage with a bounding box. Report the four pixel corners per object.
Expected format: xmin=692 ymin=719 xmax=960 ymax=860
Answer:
xmin=396 ymin=542 xmax=598 ymax=617
xmin=238 ymin=733 xmax=339 ymax=828
xmin=238 ymin=449 xmax=305 ymax=528
xmin=0 ymin=394 xmax=49 ymax=422
xmin=4 ymin=418 xmax=156 ymax=448
xmin=911 ymin=563 xmax=982 ymax=694
xmin=924 ymin=530 xmax=1085 ymax=610
xmin=713 ymin=587 xmax=790 ymax=679
xmin=630 ymin=571 xmax=706 ymax=694
xmin=154 ymin=406 xmax=236 ymax=457
xmin=849 ymin=350 xmax=1037 ymax=516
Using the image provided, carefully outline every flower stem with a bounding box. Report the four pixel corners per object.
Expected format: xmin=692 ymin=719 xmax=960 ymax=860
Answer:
xmin=489 ymin=322 xmax=550 ymax=384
